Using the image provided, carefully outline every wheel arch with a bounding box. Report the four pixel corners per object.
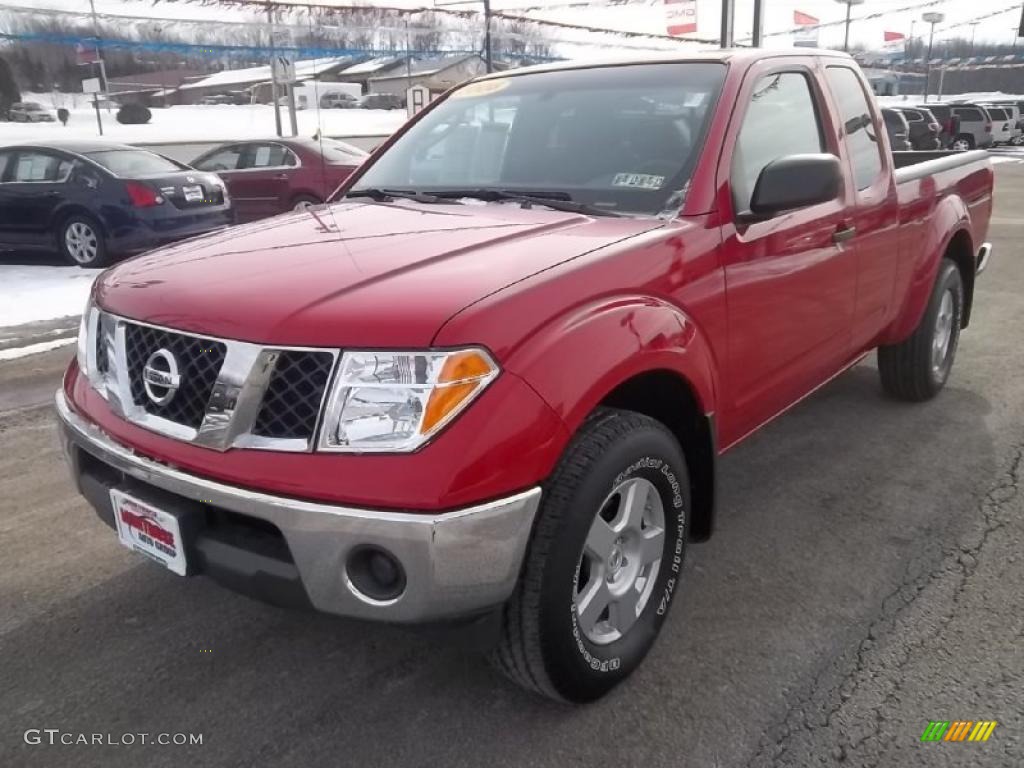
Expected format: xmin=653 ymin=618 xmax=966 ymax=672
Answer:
xmin=51 ymin=203 xmax=107 ymax=237
xmin=944 ymin=228 xmax=976 ymax=328
xmin=598 ymin=370 xmax=717 ymax=543
xmin=504 ymin=296 xmax=721 ymax=543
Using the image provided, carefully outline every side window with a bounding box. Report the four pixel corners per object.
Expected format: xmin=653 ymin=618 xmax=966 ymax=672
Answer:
xmin=826 ymin=66 xmax=883 ymax=192
xmin=195 ymin=146 xmax=243 ymax=172
xmin=249 ymin=144 xmax=292 ymax=169
xmin=904 ymin=111 xmax=922 ymax=123
xmin=0 ymin=151 xmax=10 ymax=182
xmin=731 ymin=71 xmax=824 ymax=213
xmin=11 ymin=152 xmax=69 ymax=182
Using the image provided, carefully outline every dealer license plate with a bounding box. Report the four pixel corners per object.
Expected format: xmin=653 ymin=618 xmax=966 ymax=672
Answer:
xmin=110 ymin=490 xmax=187 ymax=575
xmin=183 ymin=185 xmax=204 ymax=202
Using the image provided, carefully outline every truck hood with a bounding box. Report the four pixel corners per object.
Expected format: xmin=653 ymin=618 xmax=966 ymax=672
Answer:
xmin=95 ymin=200 xmax=664 ymax=347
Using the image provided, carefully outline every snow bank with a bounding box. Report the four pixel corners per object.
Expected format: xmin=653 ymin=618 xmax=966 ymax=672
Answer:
xmin=0 ymin=265 xmax=100 ymax=328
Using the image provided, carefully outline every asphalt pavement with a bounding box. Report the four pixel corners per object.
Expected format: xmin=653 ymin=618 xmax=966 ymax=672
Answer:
xmin=2 ymin=166 xmax=1023 ymax=768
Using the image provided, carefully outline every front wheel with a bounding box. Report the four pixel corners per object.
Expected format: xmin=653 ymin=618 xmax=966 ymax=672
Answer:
xmin=878 ymin=259 xmax=963 ymax=401
xmin=490 ymin=408 xmax=689 ymax=703
xmin=291 ymin=194 xmax=321 ymax=211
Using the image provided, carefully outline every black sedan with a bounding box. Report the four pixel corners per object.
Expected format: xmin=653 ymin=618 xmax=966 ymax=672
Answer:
xmin=0 ymin=141 xmax=233 ymax=267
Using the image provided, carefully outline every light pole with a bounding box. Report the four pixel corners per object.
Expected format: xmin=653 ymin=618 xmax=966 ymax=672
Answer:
xmin=970 ymin=21 xmax=980 ymax=55
xmin=835 ymin=0 xmax=865 ymax=52
xmin=922 ymin=11 xmax=945 ymax=103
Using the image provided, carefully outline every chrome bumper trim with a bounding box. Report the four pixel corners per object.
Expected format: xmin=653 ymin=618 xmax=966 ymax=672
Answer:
xmin=56 ymin=390 xmax=541 ymax=622
xmin=977 ymin=242 xmax=992 ymax=275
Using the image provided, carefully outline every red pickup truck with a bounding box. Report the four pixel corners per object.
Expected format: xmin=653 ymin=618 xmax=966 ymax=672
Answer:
xmin=58 ymin=50 xmax=993 ymax=703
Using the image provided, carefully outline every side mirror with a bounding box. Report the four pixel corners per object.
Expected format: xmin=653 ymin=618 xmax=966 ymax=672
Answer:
xmin=747 ymin=153 xmax=841 ymax=219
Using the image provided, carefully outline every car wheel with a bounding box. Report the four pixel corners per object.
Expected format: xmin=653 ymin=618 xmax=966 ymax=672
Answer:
xmin=291 ymin=194 xmax=322 ymax=211
xmin=490 ymin=408 xmax=689 ymax=703
xmin=59 ymin=215 xmax=111 ymax=268
xmin=951 ymin=136 xmax=973 ymax=151
xmin=878 ymin=259 xmax=963 ymax=402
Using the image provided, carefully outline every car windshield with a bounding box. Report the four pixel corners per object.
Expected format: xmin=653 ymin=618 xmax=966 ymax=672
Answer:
xmin=351 ymin=62 xmax=727 ymax=216
xmin=85 ymin=150 xmax=184 ymax=176
xmin=318 ymin=138 xmax=368 ymax=163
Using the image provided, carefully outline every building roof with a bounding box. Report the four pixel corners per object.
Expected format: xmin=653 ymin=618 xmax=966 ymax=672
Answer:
xmin=179 ymin=57 xmax=356 ymax=91
xmin=368 ymin=54 xmax=481 ymax=82
xmin=106 ymin=68 xmax=209 ymax=92
xmin=342 ymin=56 xmax=403 ymax=75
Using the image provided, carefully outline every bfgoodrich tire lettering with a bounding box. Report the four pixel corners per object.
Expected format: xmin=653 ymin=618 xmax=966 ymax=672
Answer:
xmin=490 ymin=407 xmax=689 ymax=703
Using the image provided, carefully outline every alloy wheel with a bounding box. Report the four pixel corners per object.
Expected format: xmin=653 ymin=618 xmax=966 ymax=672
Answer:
xmin=65 ymin=221 xmax=99 ymax=265
xmin=573 ymin=477 xmax=665 ymax=645
xmin=932 ymin=288 xmax=956 ymax=374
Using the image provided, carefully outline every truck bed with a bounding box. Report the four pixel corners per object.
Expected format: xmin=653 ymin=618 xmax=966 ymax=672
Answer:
xmin=892 ymin=150 xmax=990 ymax=183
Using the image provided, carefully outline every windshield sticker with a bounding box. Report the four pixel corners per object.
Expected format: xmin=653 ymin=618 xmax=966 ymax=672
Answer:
xmin=451 ymin=79 xmax=510 ymax=99
xmin=612 ymin=173 xmax=666 ymax=190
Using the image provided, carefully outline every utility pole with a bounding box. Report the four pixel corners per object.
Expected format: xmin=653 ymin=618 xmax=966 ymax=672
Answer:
xmin=483 ymin=0 xmax=493 ymax=73
xmin=751 ymin=0 xmax=764 ymax=47
xmin=267 ymin=2 xmax=282 ymax=137
xmin=922 ymin=12 xmax=945 ymax=103
xmin=720 ymin=0 xmax=735 ymax=48
xmin=87 ymin=0 xmax=106 ymax=135
xmin=835 ymin=0 xmax=865 ymax=53
xmin=970 ymin=22 xmax=980 ymax=56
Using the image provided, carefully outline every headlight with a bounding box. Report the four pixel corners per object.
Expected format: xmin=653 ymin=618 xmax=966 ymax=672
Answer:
xmin=318 ymin=348 xmax=499 ymax=453
xmin=76 ymin=299 xmax=94 ymax=377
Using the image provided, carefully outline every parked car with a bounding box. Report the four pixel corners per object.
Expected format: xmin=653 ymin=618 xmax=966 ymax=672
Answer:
xmin=359 ymin=93 xmax=404 ymax=110
xmin=10 ymin=102 xmax=55 ymax=123
xmin=0 ymin=141 xmax=232 ymax=267
xmin=894 ymin=107 xmax=941 ymax=150
xmin=948 ymin=104 xmax=994 ymax=150
xmin=320 ymin=92 xmax=360 ymax=109
xmin=989 ymin=101 xmax=1024 ymax=144
xmin=982 ymin=103 xmax=1022 ymax=144
xmin=982 ymin=106 xmax=1014 ymax=145
xmin=918 ymin=103 xmax=961 ymax=149
xmin=200 ymin=93 xmax=247 ymax=106
xmin=190 ymin=137 xmax=367 ymax=222
xmin=881 ymin=108 xmax=912 ymax=150
xmin=60 ymin=51 xmax=993 ymax=704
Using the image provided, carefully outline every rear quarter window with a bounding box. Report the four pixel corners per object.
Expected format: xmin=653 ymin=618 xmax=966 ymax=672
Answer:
xmin=954 ymin=108 xmax=983 ymax=122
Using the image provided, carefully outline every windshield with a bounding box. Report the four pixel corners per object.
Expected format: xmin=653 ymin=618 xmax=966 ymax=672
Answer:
xmin=351 ymin=62 xmax=726 ymax=216
xmin=86 ymin=149 xmax=184 ymax=176
xmin=318 ymin=138 xmax=369 ymax=164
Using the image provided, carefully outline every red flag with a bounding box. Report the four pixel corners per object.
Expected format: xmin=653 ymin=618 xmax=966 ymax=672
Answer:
xmin=665 ymin=0 xmax=697 ymax=36
xmin=884 ymin=31 xmax=907 ymax=42
xmin=794 ymin=11 xmax=819 ymax=26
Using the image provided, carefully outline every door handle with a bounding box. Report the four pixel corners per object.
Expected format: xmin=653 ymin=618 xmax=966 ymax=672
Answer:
xmin=274 ymin=173 xmax=288 ymax=180
xmin=833 ymin=225 xmax=857 ymax=244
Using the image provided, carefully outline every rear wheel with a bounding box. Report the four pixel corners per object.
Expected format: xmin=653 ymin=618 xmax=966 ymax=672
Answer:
xmin=291 ymin=194 xmax=321 ymax=211
xmin=58 ymin=215 xmax=111 ymax=268
xmin=489 ymin=408 xmax=689 ymax=703
xmin=878 ymin=259 xmax=963 ymax=401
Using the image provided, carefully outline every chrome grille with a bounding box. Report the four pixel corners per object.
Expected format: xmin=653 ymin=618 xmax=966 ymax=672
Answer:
xmin=85 ymin=309 xmax=338 ymax=453
xmin=123 ymin=324 xmax=227 ymax=429
xmin=252 ymin=351 xmax=335 ymax=439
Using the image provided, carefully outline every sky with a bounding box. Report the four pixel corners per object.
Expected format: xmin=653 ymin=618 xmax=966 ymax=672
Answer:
xmin=6 ymin=0 xmax=1024 ymax=54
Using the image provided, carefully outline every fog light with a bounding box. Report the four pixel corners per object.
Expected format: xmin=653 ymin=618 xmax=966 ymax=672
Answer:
xmin=346 ymin=546 xmax=406 ymax=603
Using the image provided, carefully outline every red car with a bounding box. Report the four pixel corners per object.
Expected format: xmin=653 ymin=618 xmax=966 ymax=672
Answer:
xmin=61 ymin=50 xmax=992 ymax=704
xmin=190 ymin=137 xmax=367 ymax=222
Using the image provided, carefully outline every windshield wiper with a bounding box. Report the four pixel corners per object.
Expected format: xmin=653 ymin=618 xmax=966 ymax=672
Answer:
xmin=346 ymin=188 xmax=453 ymax=205
xmin=430 ymin=188 xmax=625 ymax=218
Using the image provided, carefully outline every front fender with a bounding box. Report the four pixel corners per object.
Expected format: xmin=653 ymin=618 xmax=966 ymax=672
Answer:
xmin=503 ymin=295 xmax=719 ymax=435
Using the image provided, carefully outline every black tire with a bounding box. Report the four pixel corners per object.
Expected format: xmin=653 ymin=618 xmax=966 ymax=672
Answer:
xmin=490 ymin=407 xmax=690 ymax=703
xmin=57 ymin=214 xmax=111 ymax=268
xmin=290 ymin=194 xmax=322 ymax=211
xmin=878 ymin=258 xmax=964 ymax=402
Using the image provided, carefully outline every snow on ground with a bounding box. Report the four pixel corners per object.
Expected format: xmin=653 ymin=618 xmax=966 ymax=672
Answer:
xmin=0 ymin=102 xmax=407 ymax=145
xmin=0 ymin=265 xmax=99 ymax=328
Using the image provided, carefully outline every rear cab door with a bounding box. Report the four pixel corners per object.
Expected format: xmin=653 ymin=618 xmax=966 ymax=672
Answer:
xmin=716 ymin=55 xmax=858 ymax=443
xmin=820 ymin=63 xmax=901 ymax=350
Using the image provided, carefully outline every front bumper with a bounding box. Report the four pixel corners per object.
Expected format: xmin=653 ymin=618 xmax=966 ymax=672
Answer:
xmin=56 ymin=390 xmax=541 ymax=623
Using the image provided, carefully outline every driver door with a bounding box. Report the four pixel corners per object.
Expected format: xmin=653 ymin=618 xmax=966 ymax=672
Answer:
xmin=717 ymin=61 xmax=858 ymax=446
